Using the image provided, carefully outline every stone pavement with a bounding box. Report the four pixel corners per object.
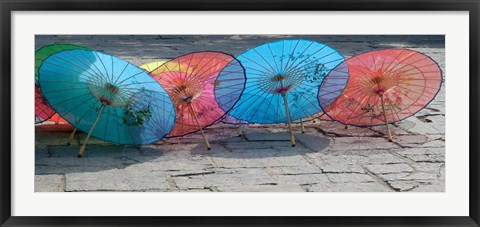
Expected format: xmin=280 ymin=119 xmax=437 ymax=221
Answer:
xmin=35 ymin=35 xmax=445 ymax=192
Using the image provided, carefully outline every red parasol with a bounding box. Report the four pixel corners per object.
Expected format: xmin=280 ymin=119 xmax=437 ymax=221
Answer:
xmin=35 ymin=84 xmax=56 ymax=124
xmin=322 ymin=49 xmax=442 ymax=141
xmin=149 ymin=51 xmax=245 ymax=149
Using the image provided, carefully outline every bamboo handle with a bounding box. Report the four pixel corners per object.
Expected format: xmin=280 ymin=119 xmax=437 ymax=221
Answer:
xmin=78 ymin=105 xmax=105 ymax=157
xmin=300 ymin=118 xmax=305 ymax=134
xmin=281 ymin=93 xmax=296 ymax=147
xmin=67 ymin=128 xmax=77 ymax=145
xmin=188 ymin=103 xmax=211 ymax=150
xmin=238 ymin=125 xmax=243 ymax=136
xmin=380 ymin=94 xmax=393 ymax=142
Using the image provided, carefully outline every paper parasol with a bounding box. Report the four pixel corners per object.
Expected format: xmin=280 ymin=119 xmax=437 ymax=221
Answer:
xmin=321 ymin=49 xmax=442 ymax=141
xmin=228 ymin=39 xmax=345 ymax=146
xmin=149 ymin=51 xmax=246 ymax=149
xmin=38 ymin=49 xmax=176 ymax=156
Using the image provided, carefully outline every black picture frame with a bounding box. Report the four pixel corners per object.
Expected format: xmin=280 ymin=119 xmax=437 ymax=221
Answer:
xmin=1 ymin=0 xmax=478 ymax=226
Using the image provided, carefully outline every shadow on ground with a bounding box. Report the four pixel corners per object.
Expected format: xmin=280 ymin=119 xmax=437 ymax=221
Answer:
xmin=35 ymin=124 xmax=331 ymax=175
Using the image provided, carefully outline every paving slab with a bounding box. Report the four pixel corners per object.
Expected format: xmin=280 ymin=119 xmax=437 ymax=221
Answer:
xmin=35 ymin=174 xmax=65 ymax=192
xmin=217 ymin=184 xmax=306 ymax=192
xmin=172 ymin=168 xmax=276 ymax=190
xmin=330 ymin=137 xmax=401 ymax=151
xmin=209 ymin=149 xmax=311 ymax=168
xmin=318 ymin=163 xmax=366 ymax=174
xmin=393 ymin=147 xmax=445 ymax=163
xmin=306 ymin=182 xmax=391 ymax=192
xmin=274 ymin=174 xmax=330 ymax=185
xmin=327 ymin=173 xmax=376 ymax=183
xmin=65 ymin=168 xmax=170 ymax=192
xmin=364 ymin=164 xmax=415 ymax=174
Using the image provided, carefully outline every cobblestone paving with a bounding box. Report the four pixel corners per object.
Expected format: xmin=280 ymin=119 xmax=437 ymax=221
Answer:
xmin=35 ymin=35 xmax=445 ymax=192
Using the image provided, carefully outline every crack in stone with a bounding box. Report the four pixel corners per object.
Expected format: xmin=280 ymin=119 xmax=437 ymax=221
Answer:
xmin=279 ymin=173 xmax=324 ymax=176
xmin=259 ymin=183 xmax=278 ymax=186
xmin=423 ymin=107 xmax=441 ymax=112
xmin=169 ymin=171 xmax=216 ymax=177
xmin=207 ymin=186 xmax=219 ymax=192
xmin=164 ymin=173 xmax=178 ymax=191
xmin=300 ymin=153 xmax=316 ymax=165
xmin=61 ymin=174 xmax=66 ymax=192
xmin=362 ymin=167 xmax=398 ymax=192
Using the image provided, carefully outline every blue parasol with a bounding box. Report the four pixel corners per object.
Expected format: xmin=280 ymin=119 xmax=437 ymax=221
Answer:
xmin=38 ymin=49 xmax=176 ymax=157
xmin=228 ymin=39 xmax=345 ymax=146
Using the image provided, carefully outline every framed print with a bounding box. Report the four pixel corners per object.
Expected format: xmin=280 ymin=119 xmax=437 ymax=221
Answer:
xmin=1 ymin=0 xmax=479 ymax=226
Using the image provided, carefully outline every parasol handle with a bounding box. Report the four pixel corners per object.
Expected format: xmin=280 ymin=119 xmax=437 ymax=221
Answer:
xmin=281 ymin=93 xmax=296 ymax=147
xmin=380 ymin=94 xmax=393 ymax=142
xmin=67 ymin=128 xmax=77 ymax=145
xmin=188 ymin=103 xmax=211 ymax=150
xmin=300 ymin=118 xmax=305 ymax=134
xmin=78 ymin=105 xmax=105 ymax=157
xmin=237 ymin=124 xmax=244 ymax=137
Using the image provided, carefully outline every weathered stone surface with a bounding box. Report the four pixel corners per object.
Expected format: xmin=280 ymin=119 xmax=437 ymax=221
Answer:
xmin=401 ymin=117 xmax=444 ymax=135
xmin=217 ymin=184 xmax=306 ymax=192
xmin=320 ymin=153 xmax=405 ymax=165
xmin=316 ymin=122 xmax=380 ymax=137
xmin=224 ymin=141 xmax=292 ymax=149
xmin=172 ymin=168 xmax=275 ymax=190
xmin=410 ymin=163 xmax=444 ymax=172
xmin=65 ymin=168 xmax=170 ymax=191
xmin=420 ymin=139 xmax=445 ymax=148
xmin=371 ymin=125 xmax=412 ymax=136
xmin=274 ymin=174 xmax=330 ymax=185
xmin=307 ymin=182 xmax=391 ymax=192
xmin=377 ymin=173 xmax=411 ymax=181
xmin=410 ymin=182 xmax=445 ymax=192
xmin=125 ymin=155 xmax=214 ymax=172
xmin=245 ymin=132 xmax=290 ymax=141
xmin=319 ymin=163 xmax=366 ymax=174
xmin=168 ymin=169 xmax=216 ymax=177
xmin=266 ymin=165 xmax=322 ymax=175
xmin=387 ymin=181 xmax=419 ymax=192
xmin=377 ymin=172 xmax=439 ymax=182
xmin=35 ymin=174 xmax=65 ymax=192
xmin=364 ymin=164 xmax=414 ymax=174
xmin=439 ymin=165 xmax=445 ymax=180
xmin=393 ymin=147 xmax=445 ymax=163
xmin=393 ymin=135 xmax=429 ymax=148
xmin=330 ymin=137 xmax=400 ymax=151
xmin=36 ymin=156 xmax=118 ymax=174
xmin=327 ymin=173 xmax=376 ymax=183
xmin=294 ymin=133 xmax=331 ymax=152
xmin=48 ymin=145 xmax=141 ymax=158
xmin=209 ymin=149 xmax=310 ymax=168
xmin=400 ymin=172 xmax=439 ymax=181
